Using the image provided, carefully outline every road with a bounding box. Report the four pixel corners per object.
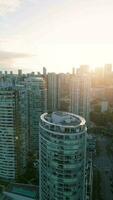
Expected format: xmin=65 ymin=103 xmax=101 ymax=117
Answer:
xmin=94 ymin=135 xmax=113 ymax=200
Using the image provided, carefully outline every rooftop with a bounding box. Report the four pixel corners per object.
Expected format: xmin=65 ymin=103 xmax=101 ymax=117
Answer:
xmin=43 ymin=111 xmax=86 ymax=127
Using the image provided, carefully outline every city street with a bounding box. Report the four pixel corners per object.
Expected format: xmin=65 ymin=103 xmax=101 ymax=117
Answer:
xmin=94 ymin=134 xmax=113 ymax=200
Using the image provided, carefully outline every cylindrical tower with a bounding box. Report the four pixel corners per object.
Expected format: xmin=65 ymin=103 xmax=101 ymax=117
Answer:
xmin=39 ymin=111 xmax=87 ymax=200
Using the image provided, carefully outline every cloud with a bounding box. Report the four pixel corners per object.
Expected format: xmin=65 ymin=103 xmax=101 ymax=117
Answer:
xmin=0 ymin=0 xmax=23 ymax=16
xmin=0 ymin=50 xmax=33 ymax=73
xmin=0 ymin=50 xmax=31 ymax=68
xmin=0 ymin=50 xmax=31 ymax=60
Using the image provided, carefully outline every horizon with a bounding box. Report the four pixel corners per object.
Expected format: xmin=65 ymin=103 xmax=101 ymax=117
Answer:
xmin=0 ymin=63 xmax=113 ymax=74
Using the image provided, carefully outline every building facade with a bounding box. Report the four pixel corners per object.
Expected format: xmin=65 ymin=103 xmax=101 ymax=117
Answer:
xmin=57 ymin=73 xmax=70 ymax=111
xmin=39 ymin=111 xmax=87 ymax=200
xmin=25 ymin=77 xmax=47 ymax=156
xmin=47 ymin=73 xmax=58 ymax=112
xmin=70 ymin=75 xmax=91 ymax=123
xmin=0 ymin=85 xmax=28 ymax=180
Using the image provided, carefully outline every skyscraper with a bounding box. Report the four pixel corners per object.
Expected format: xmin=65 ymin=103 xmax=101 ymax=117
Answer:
xmin=47 ymin=73 xmax=58 ymax=112
xmin=104 ymin=64 xmax=113 ymax=84
xmin=18 ymin=69 xmax=22 ymax=76
xmin=70 ymin=75 xmax=91 ymax=123
xmin=57 ymin=73 xmax=70 ymax=111
xmin=104 ymin=64 xmax=112 ymax=75
xmin=43 ymin=67 xmax=47 ymax=76
xmin=39 ymin=111 xmax=87 ymax=200
xmin=77 ymin=65 xmax=90 ymax=75
xmin=25 ymin=77 xmax=47 ymax=156
xmin=0 ymin=84 xmax=28 ymax=180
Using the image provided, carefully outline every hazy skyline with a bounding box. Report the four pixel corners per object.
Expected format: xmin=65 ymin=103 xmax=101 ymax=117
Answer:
xmin=0 ymin=0 xmax=113 ymax=72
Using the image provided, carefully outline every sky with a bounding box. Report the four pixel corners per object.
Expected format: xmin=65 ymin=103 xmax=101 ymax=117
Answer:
xmin=0 ymin=0 xmax=113 ymax=73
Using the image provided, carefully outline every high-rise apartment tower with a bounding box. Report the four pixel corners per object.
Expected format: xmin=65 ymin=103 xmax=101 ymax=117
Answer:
xmin=70 ymin=75 xmax=91 ymax=123
xmin=39 ymin=111 xmax=87 ymax=200
xmin=0 ymin=85 xmax=28 ymax=180
xmin=25 ymin=77 xmax=47 ymax=155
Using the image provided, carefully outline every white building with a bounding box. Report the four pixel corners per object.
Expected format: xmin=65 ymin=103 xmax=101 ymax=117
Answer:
xmin=100 ymin=101 xmax=109 ymax=112
xmin=70 ymin=75 xmax=91 ymax=123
